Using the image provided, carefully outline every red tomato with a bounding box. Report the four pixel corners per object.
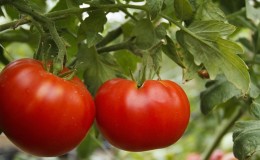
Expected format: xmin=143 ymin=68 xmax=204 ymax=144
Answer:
xmin=0 ymin=58 xmax=95 ymax=156
xmin=95 ymin=78 xmax=190 ymax=151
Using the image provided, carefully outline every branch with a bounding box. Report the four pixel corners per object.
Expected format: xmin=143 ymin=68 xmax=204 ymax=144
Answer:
xmin=10 ymin=1 xmax=67 ymax=73
xmin=0 ymin=3 xmax=147 ymax=32
xmin=97 ymin=40 xmax=131 ymax=54
xmin=96 ymin=27 xmax=123 ymax=47
xmin=201 ymin=106 xmax=245 ymax=160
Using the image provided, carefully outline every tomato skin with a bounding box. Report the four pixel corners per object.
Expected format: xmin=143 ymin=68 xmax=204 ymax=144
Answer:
xmin=95 ymin=78 xmax=190 ymax=151
xmin=0 ymin=58 xmax=95 ymax=156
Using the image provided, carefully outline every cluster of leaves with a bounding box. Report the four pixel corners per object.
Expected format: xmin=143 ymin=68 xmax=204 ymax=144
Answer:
xmin=0 ymin=0 xmax=260 ymax=159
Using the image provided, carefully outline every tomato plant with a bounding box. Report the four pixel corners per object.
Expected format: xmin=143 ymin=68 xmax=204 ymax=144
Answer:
xmin=95 ymin=78 xmax=190 ymax=151
xmin=0 ymin=58 xmax=95 ymax=157
xmin=0 ymin=0 xmax=260 ymax=159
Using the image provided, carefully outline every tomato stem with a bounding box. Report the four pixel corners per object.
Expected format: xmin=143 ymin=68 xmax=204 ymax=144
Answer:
xmin=9 ymin=1 xmax=67 ymax=75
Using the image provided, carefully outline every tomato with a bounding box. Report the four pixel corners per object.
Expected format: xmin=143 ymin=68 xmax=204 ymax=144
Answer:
xmin=0 ymin=58 xmax=95 ymax=156
xmin=95 ymin=78 xmax=190 ymax=151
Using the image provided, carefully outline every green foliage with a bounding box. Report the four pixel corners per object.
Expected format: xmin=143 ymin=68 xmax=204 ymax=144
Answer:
xmin=1 ymin=0 xmax=260 ymax=159
xmin=146 ymin=0 xmax=164 ymax=20
xmin=195 ymin=1 xmax=226 ymax=21
xmin=174 ymin=0 xmax=194 ymax=21
xmin=77 ymin=127 xmax=100 ymax=159
xmin=249 ymin=96 xmax=260 ymax=119
xmin=132 ymin=19 xmax=155 ymax=50
xmin=200 ymin=76 xmax=241 ymax=115
xmin=77 ymin=45 xmax=117 ymax=95
xmin=78 ymin=10 xmax=107 ymax=47
xmin=233 ymin=121 xmax=260 ymax=160
xmin=176 ymin=21 xmax=249 ymax=94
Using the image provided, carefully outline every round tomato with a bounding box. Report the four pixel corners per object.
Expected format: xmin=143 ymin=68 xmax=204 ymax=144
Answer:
xmin=95 ymin=78 xmax=190 ymax=151
xmin=0 ymin=58 xmax=95 ymax=156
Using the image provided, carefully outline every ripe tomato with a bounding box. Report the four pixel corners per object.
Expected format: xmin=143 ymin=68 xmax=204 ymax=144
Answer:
xmin=95 ymin=78 xmax=190 ymax=151
xmin=0 ymin=58 xmax=95 ymax=156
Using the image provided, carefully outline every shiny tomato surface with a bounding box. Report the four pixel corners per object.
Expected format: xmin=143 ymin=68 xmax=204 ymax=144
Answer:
xmin=95 ymin=78 xmax=190 ymax=151
xmin=0 ymin=58 xmax=95 ymax=156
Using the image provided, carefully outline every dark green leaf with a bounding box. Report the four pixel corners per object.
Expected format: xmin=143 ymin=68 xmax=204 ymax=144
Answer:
xmin=66 ymin=0 xmax=85 ymax=7
xmin=0 ymin=47 xmax=9 ymax=65
xmin=162 ymin=36 xmax=185 ymax=68
xmin=238 ymin=38 xmax=254 ymax=52
xmin=50 ymin=0 xmax=68 ymax=11
xmin=174 ymin=0 xmax=194 ymax=21
xmin=195 ymin=1 xmax=226 ymax=21
xmin=93 ymin=0 xmax=115 ymax=5
xmin=154 ymin=23 xmax=168 ymax=41
xmin=254 ymin=24 xmax=260 ymax=54
xmin=176 ymin=27 xmax=249 ymax=93
xmin=0 ymin=7 xmax=4 ymax=17
xmin=77 ymin=127 xmax=100 ymax=159
xmin=200 ymin=76 xmax=241 ymax=114
xmin=233 ymin=121 xmax=260 ymax=160
xmin=250 ymin=96 xmax=260 ymax=119
xmin=229 ymin=16 xmax=257 ymax=31
xmin=77 ymin=45 xmax=117 ymax=95
xmin=4 ymin=5 xmax=19 ymax=20
xmin=78 ymin=11 xmax=107 ymax=47
xmin=114 ymin=50 xmax=141 ymax=76
xmin=146 ymin=0 xmax=164 ymax=20
xmin=162 ymin=0 xmax=177 ymax=19
xmin=132 ymin=19 xmax=155 ymax=50
xmin=27 ymin=0 xmax=48 ymax=13
xmin=121 ymin=21 xmax=135 ymax=39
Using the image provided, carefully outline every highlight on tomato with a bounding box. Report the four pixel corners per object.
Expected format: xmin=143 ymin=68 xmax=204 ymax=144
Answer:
xmin=95 ymin=78 xmax=190 ymax=152
xmin=0 ymin=58 xmax=95 ymax=157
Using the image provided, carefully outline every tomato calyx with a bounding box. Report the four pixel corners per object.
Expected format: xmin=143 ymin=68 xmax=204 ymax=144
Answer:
xmin=58 ymin=69 xmax=77 ymax=81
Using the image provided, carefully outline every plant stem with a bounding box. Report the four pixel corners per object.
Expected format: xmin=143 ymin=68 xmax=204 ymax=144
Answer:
xmin=97 ymin=40 xmax=131 ymax=53
xmin=0 ymin=3 xmax=147 ymax=32
xmin=96 ymin=27 xmax=123 ymax=47
xmin=226 ymin=8 xmax=246 ymax=20
xmin=10 ymin=1 xmax=67 ymax=73
xmin=201 ymin=107 xmax=245 ymax=160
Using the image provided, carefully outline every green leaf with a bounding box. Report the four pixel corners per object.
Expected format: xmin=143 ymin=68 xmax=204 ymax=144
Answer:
xmin=77 ymin=127 xmax=100 ymax=159
xmin=132 ymin=19 xmax=155 ymax=50
xmin=250 ymin=96 xmax=260 ymax=119
xmin=114 ymin=50 xmax=141 ymax=77
xmin=162 ymin=0 xmax=177 ymax=19
xmin=162 ymin=36 xmax=185 ymax=68
xmin=154 ymin=23 xmax=168 ymax=40
xmin=233 ymin=121 xmax=260 ymax=160
xmin=176 ymin=25 xmax=250 ymax=93
xmin=4 ymin=5 xmax=19 ymax=20
xmin=78 ymin=10 xmax=107 ymax=47
xmin=195 ymin=1 xmax=226 ymax=21
xmin=27 ymin=0 xmax=48 ymax=13
xmin=200 ymin=76 xmax=241 ymax=114
xmin=77 ymin=45 xmax=117 ymax=95
xmin=146 ymin=0 xmax=164 ymax=20
xmin=174 ymin=0 xmax=194 ymax=21
xmin=182 ymin=48 xmax=201 ymax=81
xmin=66 ymin=0 xmax=85 ymax=7
xmin=254 ymin=24 xmax=260 ymax=54
xmin=188 ymin=20 xmax=236 ymax=39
